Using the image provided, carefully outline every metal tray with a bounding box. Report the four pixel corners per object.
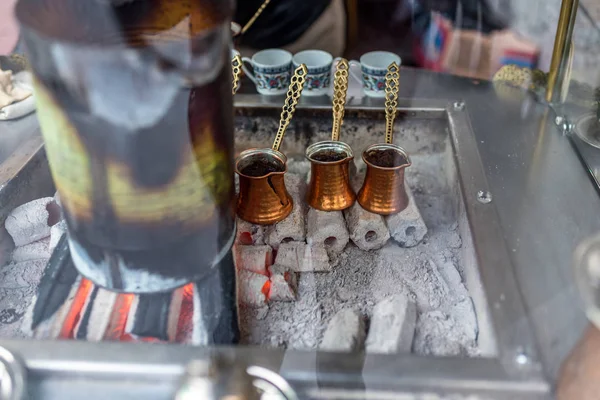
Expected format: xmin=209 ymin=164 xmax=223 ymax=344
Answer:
xmin=0 ymin=93 xmax=550 ymax=399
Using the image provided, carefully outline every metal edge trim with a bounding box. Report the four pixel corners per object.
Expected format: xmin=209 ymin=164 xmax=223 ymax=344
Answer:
xmin=0 ymin=340 xmax=549 ymax=397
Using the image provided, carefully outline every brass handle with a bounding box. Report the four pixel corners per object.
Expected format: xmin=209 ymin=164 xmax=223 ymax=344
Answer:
xmin=331 ymin=58 xmax=349 ymax=141
xmin=232 ymin=54 xmax=243 ymax=95
xmin=272 ymin=64 xmax=308 ymax=152
xmin=384 ymin=62 xmax=400 ymax=144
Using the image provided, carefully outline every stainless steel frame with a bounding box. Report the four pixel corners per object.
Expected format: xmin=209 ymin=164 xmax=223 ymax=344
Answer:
xmin=2 ymin=68 xmax=600 ymax=398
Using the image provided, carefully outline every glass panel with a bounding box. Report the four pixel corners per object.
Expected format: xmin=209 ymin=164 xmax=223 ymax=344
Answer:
xmin=2 ymin=1 xmax=600 ymax=397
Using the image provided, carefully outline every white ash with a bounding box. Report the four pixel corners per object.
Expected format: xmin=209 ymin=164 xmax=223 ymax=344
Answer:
xmin=237 ymin=269 xmax=268 ymax=308
xmin=366 ymin=295 xmax=417 ymax=354
xmin=241 ymin=231 xmax=477 ymax=356
xmin=239 ymin=158 xmax=480 ymax=357
xmin=386 ymin=185 xmax=428 ymax=248
xmin=0 ymin=191 xmax=68 ymax=338
xmin=265 ymin=174 xmax=307 ymax=249
xmin=268 ymin=264 xmax=297 ymax=302
xmin=447 ymin=223 xmax=463 ymax=249
xmin=49 ymin=220 xmax=68 ymax=252
xmin=414 ymin=310 xmax=474 ymax=356
xmin=234 ymin=244 xmax=273 ymax=275
xmin=285 ymin=157 xmax=311 ymax=179
xmin=4 ymin=197 xmax=60 ymax=247
xmin=274 ymin=242 xmax=330 ymax=272
xmin=0 ymin=228 xmax=13 ymax=277
xmin=344 ymin=202 xmax=390 ymax=251
xmin=240 ymin=271 xmax=323 ymax=349
xmin=0 ymin=259 xmax=47 ymax=338
xmin=320 ymin=308 xmax=366 ymax=352
xmin=11 ymin=238 xmax=51 ymax=263
xmin=306 ymin=209 xmax=349 ymax=256
xmin=344 ymin=171 xmax=390 ymax=251
xmin=0 ymin=152 xmax=480 ymax=356
xmin=19 ymin=294 xmax=36 ymax=338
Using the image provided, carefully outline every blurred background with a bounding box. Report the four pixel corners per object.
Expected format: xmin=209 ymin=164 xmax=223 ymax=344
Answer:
xmin=2 ymin=0 xmax=599 ymax=86
xmin=342 ymin=0 xmax=599 ymax=84
xmin=228 ymin=0 xmax=600 ymax=88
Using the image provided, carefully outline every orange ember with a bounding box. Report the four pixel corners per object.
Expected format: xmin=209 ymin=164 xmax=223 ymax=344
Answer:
xmin=58 ymin=281 xmax=197 ymax=343
xmin=175 ymin=283 xmax=195 ymax=343
xmin=103 ymin=293 xmax=135 ymax=341
xmin=59 ymin=278 xmax=93 ymax=339
xmin=261 ymin=280 xmax=271 ymax=300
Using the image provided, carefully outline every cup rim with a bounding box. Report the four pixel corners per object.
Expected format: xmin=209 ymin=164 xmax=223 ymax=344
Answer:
xmin=252 ymin=49 xmax=293 ymax=69
xmin=359 ymin=51 xmax=402 ymax=70
xmin=235 ymin=148 xmax=288 ymax=179
xmin=362 ymin=143 xmax=411 ymax=170
xmin=292 ymin=50 xmax=333 ymax=69
xmin=305 ymin=141 xmax=354 ymax=165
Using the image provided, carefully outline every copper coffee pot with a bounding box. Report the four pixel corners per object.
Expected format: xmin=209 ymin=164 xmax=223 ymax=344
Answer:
xmin=306 ymin=59 xmax=356 ymax=211
xmin=235 ymin=64 xmax=308 ymax=225
xmin=357 ymin=62 xmax=412 ymax=215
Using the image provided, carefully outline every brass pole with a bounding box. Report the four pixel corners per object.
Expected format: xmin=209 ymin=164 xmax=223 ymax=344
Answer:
xmin=546 ymin=0 xmax=579 ymax=103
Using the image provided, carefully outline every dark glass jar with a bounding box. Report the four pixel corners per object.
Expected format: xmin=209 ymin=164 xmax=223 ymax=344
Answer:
xmin=16 ymin=0 xmax=236 ymax=293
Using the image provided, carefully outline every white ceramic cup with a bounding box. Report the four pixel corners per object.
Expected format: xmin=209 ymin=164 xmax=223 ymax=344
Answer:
xmin=349 ymin=51 xmax=402 ymax=98
xmin=242 ymin=49 xmax=293 ymax=95
xmin=231 ymin=22 xmax=242 ymax=38
xmin=292 ymin=50 xmax=333 ymax=97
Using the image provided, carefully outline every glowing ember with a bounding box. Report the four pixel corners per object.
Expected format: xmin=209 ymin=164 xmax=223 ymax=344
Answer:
xmin=175 ymin=283 xmax=195 ymax=343
xmin=104 ymin=293 xmax=135 ymax=341
xmin=261 ymin=280 xmax=271 ymax=300
xmin=239 ymin=232 xmax=253 ymax=245
xmin=59 ymin=278 xmax=93 ymax=339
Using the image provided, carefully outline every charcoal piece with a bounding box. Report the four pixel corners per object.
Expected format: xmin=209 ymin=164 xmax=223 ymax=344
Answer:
xmin=5 ymin=197 xmax=59 ymax=246
xmin=31 ymin=235 xmax=79 ymax=330
xmin=129 ymin=292 xmax=171 ymax=341
xmin=75 ymin=286 xmax=99 ymax=340
xmin=0 ymin=309 xmax=24 ymax=325
xmin=194 ymin=250 xmax=239 ymax=345
xmin=386 ymin=185 xmax=427 ymax=248
xmin=265 ymin=173 xmax=307 ymax=249
xmin=366 ymin=295 xmax=417 ymax=353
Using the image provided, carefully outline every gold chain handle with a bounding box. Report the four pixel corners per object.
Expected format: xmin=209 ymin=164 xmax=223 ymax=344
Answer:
xmin=331 ymin=58 xmax=349 ymax=141
xmin=272 ymin=64 xmax=308 ymax=152
xmin=241 ymin=0 xmax=273 ymax=35
xmin=384 ymin=62 xmax=400 ymax=144
xmin=231 ymin=54 xmax=242 ymax=95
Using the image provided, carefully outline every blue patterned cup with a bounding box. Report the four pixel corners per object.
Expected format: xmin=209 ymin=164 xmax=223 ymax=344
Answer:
xmin=349 ymin=51 xmax=402 ymax=98
xmin=242 ymin=49 xmax=292 ymax=95
xmin=292 ymin=50 xmax=333 ymax=97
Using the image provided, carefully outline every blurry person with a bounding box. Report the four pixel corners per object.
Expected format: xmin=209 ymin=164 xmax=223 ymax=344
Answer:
xmin=234 ymin=0 xmax=347 ymax=57
xmin=0 ymin=0 xmax=19 ymax=56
